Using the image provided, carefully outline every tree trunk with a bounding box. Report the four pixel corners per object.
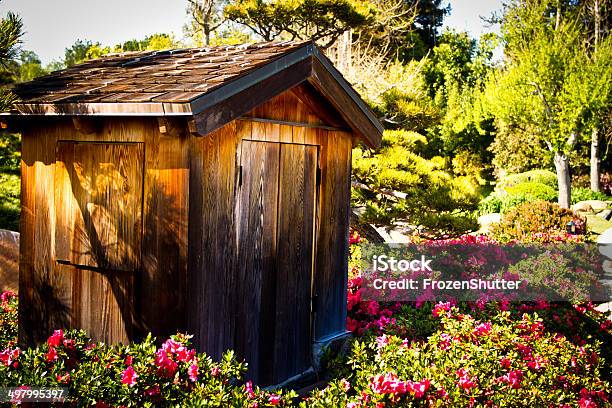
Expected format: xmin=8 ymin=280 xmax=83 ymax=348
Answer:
xmin=554 ymin=151 xmax=572 ymax=208
xmin=591 ymin=126 xmax=601 ymax=192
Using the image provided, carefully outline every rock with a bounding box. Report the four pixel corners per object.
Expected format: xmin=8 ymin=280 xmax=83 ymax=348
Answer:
xmin=572 ymin=200 xmax=610 ymax=213
xmin=478 ymin=213 xmax=501 ymax=227
xmin=597 ymin=228 xmax=612 ymax=260
xmin=597 ymin=209 xmax=612 ymax=221
xmin=0 ymin=229 xmax=19 ymax=293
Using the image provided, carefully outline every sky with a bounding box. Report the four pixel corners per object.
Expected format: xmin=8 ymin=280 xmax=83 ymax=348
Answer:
xmin=0 ymin=0 xmax=505 ymax=64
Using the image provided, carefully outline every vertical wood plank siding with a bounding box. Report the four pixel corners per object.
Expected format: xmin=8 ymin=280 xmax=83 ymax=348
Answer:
xmin=20 ymin=118 xmax=189 ymax=346
xmin=21 ymin=88 xmax=353 ymax=385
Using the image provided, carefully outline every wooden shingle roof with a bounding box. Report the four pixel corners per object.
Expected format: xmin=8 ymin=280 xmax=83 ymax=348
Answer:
xmin=14 ymin=42 xmax=307 ymax=105
xmin=8 ymin=41 xmax=383 ymax=148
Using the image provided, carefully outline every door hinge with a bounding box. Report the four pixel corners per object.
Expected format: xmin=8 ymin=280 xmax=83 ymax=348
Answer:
xmin=238 ymin=165 xmax=243 ymax=186
xmin=316 ymin=167 xmax=321 ymax=186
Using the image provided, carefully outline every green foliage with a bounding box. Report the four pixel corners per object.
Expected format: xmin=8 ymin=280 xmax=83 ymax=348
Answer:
xmin=224 ymin=0 xmax=375 ymax=47
xmin=504 ymin=181 xmax=558 ymax=202
xmin=0 ymin=131 xmax=19 ymax=231
xmin=490 ymin=200 xmax=582 ymax=243
xmin=0 ymin=171 xmax=20 ymax=232
xmin=63 ymin=34 xmax=180 ymax=67
xmin=0 ymin=5 xmax=23 ymax=111
xmin=307 ymin=305 xmax=611 ymax=407
xmin=489 ymin=122 xmax=552 ymax=174
xmin=477 ymin=192 xmax=531 ymax=216
xmin=352 ymin=133 xmax=480 ymax=237
xmin=0 ymin=326 xmax=297 ymax=407
xmin=571 ymin=187 xmax=611 ymax=205
xmin=497 ymin=169 xmax=558 ymax=190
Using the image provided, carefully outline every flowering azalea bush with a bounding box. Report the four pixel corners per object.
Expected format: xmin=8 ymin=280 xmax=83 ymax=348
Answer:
xmin=0 ymin=327 xmax=295 ymax=407
xmin=1 ymin=230 xmax=611 ymax=407
xmin=306 ymin=306 xmax=610 ymax=407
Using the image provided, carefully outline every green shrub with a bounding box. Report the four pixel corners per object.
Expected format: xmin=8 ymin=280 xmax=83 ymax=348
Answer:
xmin=497 ymin=169 xmax=557 ymax=190
xmin=306 ymin=308 xmax=610 ymax=407
xmin=571 ymin=187 xmax=611 ymax=205
xmin=0 ymin=172 xmax=20 ymax=231
xmin=490 ymin=200 xmax=584 ymax=242
xmin=504 ymin=181 xmax=557 ymax=202
xmin=478 ymin=192 xmax=532 ymax=215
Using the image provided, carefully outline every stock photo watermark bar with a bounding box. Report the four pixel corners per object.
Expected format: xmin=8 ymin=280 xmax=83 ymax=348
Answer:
xmin=359 ymin=242 xmax=611 ymax=303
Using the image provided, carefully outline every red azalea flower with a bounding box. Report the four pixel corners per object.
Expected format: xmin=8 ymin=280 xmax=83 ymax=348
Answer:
xmin=47 ymin=330 xmax=64 ymax=347
xmin=124 ymin=355 xmax=133 ymax=366
xmin=268 ymin=394 xmax=281 ymax=405
xmin=500 ymin=357 xmax=511 ymax=369
xmin=46 ymin=347 xmax=58 ymax=362
xmin=210 ymin=366 xmax=220 ymax=377
xmin=121 ymin=366 xmax=138 ymax=386
xmin=144 ymin=385 xmax=160 ymax=397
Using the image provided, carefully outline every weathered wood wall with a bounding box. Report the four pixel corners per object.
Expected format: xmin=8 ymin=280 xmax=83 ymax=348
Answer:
xmin=19 ymin=118 xmax=189 ymax=346
xmin=188 ymin=89 xmax=353 ymax=383
xmin=20 ymin=86 xmax=353 ymax=386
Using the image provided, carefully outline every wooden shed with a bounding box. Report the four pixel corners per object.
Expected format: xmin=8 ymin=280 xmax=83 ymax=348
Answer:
xmin=6 ymin=41 xmax=382 ymax=385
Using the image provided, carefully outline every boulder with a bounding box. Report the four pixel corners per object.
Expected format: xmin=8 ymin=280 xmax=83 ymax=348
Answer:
xmin=597 ymin=209 xmax=612 ymax=221
xmin=572 ymin=200 xmax=610 ymax=213
xmin=0 ymin=229 xmax=19 ymax=292
xmin=478 ymin=213 xmax=501 ymax=233
xmin=598 ymin=227 xmax=612 ymax=260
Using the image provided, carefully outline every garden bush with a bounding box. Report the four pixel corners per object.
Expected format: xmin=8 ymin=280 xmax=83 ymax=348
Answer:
xmin=0 ymin=327 xmax=296 ymax=407
xmin=0 ymin=171 xmax=20 ymax=232
xmin=571 ymin=187 xmax=611 ymax=205
xmin=497 ymin=169 xmax=557 ymax=190
xmin=2 ymin=233 xmax=611 ymax=407
xmin=490 ymin=200 xmax=585 ymax=243
xmin=306 ymin=306 xmax=610 ymax=407
xmin=504 ymin=181 xmax=557 ymax=202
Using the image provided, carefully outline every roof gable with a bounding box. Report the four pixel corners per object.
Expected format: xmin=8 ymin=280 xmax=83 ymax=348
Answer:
xmin=9 ymin=41 xmax=383 ymax=148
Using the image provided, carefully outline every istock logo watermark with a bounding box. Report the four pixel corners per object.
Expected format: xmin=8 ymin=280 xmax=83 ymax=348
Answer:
xmin=358 ymin=242 xmax=610 ymax=303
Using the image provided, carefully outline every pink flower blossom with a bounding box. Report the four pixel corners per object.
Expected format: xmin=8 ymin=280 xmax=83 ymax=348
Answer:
xmin=473 ymin=322 xmax=492 ymax=336
xmin=245 ymin=381 xmax=256 ymax=399
xmin=376 ymin=334 xmax=390 ymax=349
xmin=499 ymin=370 xmax=523 ymax=389
xmin=188 ymin=363 xmax=199 ymax=382
xmin=432 ymin=302 xmax=451 ymax=318
xmin=121 ymin=366 xmax=138 ymax=386
xmin=500 ymin=357 xmax=511 ymax=369
xmin=268 ymin=394 xmax=281 ymax=405
xmin=154 ymin=348 xmax=178 ymax=378
xmin=456 ymin=368 xmax=477 ymax=392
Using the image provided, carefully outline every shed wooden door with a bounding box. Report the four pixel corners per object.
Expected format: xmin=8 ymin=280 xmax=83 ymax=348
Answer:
xmin=236 ymin=140 xmax=318 ymax=385
xmin=55 ymin=141 xmax=144 ymax=271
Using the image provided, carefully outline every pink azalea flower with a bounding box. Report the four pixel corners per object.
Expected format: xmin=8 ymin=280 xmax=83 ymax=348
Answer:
xmin=188 ymin=363 xmax=199 ymax=382
xmin=121 ymin=366 xmax=138 ymax=386
xmin=432 ymin=302 xmax=451 ymax=318
xmin=245 ymin=381 xmax=256 ymax=399
xmin=473 ymin=322 xmax=492 ymax=336
xmin=268 ymin=394 xmax=281 ymax=405
xmin=210 ymin=366 xmax=220 ymax=377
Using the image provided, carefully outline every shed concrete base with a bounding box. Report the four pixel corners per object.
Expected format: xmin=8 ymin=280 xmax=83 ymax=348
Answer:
xmin=312 ymin=331 xmax=353 ymax=372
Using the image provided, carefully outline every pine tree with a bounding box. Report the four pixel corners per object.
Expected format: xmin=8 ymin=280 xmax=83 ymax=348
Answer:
xmin=0 ymin=3 xmax=23 ymax=112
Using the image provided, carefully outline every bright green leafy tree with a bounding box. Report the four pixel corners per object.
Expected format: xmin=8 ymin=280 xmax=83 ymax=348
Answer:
xmin=486 ymin=0 xmax=608 ymax=208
